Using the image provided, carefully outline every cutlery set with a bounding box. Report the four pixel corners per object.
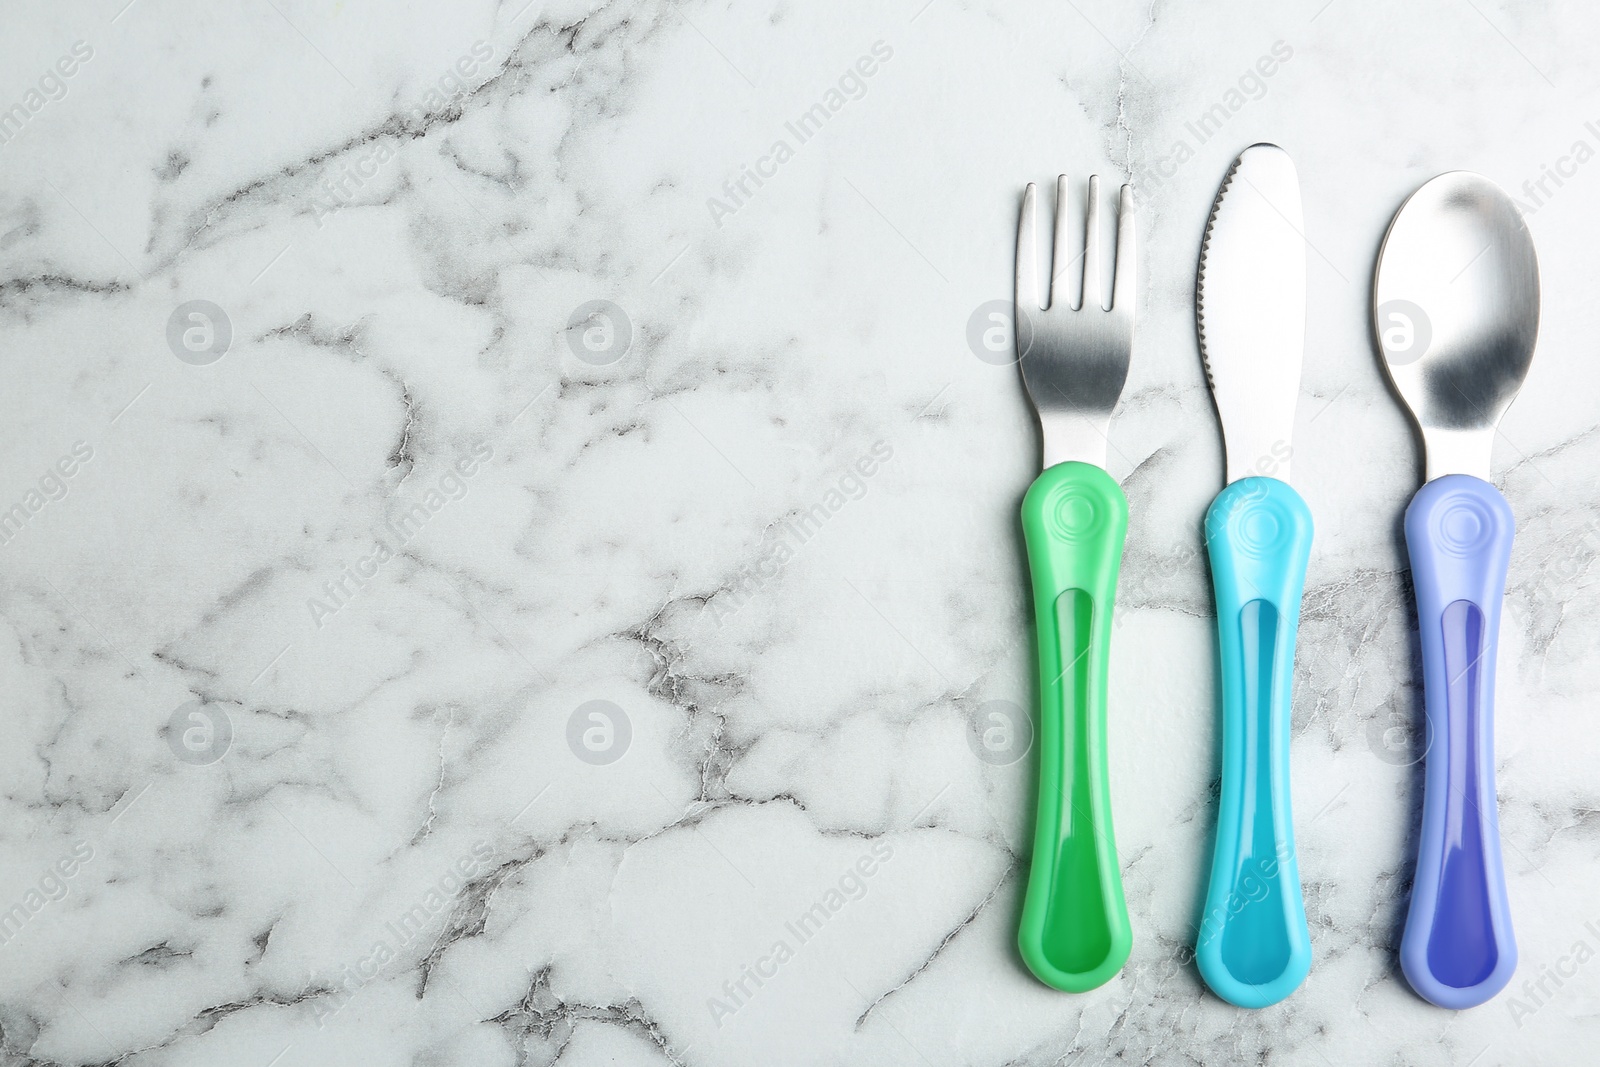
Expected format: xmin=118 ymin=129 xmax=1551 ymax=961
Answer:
xmin=1010 ymin=143 xmax=1540 ymax=1010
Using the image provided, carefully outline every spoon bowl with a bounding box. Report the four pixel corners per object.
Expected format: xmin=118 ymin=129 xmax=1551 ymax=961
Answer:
xmin=1373 ymin=172 xmax=1539 ymax=481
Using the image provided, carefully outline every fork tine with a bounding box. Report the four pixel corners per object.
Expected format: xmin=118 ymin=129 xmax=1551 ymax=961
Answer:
xmin=1112 ymin=184 xmax=1136 ymax=316
xmin=1017 ymin=183 xmax=1040 ymax=311
xmin=1081 ymin=175 xmax=1102 ymax=311
xmin=1050 ymin=175 xmax=1072 ymax=311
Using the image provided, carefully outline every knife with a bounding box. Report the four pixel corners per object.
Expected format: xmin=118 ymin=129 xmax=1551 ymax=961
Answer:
xmin=1192 ymin=143 xmax=1314 ymax=1008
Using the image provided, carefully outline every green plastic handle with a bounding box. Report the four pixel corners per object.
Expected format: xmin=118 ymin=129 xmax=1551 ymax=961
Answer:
xmin=1017 ymin=461 xmax=1131 ymax=992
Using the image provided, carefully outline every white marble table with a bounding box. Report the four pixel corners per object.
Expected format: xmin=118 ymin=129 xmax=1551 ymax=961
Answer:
xmin=0 ymin=0 xmax=1595 ymax=1063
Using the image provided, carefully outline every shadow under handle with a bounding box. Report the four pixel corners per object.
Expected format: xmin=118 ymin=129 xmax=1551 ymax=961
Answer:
xmin=1197 ymin=477 xmax=1313 ymax=1008
xmin=1017 ymin=461 xmax=1130 ymax=993
xmin=1400 ymin=474 xmax=1517 ymax=1009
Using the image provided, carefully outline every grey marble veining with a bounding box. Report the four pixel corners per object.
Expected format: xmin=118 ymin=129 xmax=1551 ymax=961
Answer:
xmin=0 ymin=0 xmax=1596 ymax=1064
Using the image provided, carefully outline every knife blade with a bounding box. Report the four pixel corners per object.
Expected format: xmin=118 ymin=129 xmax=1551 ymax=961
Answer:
xmin=1197 ymin=144 xmax=1306 ymax=483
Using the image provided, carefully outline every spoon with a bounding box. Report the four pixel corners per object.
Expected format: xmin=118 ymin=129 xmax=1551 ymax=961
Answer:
xmin=1372 ymin=172 xmax=1538 ymax=1009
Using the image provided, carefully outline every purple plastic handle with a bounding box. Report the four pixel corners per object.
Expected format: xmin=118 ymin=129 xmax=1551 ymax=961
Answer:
xmin=1400 ymin=474 xmax=1517 ymax=1009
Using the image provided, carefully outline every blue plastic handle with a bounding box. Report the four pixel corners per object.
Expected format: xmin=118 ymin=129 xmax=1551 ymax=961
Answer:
xmin=1400 ymin=474 xmax=1517 ymax=1009
xmin=1196 ymin=477 xmax=1314 ymax=1008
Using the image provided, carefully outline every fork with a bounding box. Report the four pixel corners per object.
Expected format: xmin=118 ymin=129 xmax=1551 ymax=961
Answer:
xmin=1013 ymin=175 xmax=1136 ymax=993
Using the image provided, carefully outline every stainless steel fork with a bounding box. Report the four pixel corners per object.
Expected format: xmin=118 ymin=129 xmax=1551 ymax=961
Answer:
xmin=1013 ymin=175 xmax=1137 ymax=993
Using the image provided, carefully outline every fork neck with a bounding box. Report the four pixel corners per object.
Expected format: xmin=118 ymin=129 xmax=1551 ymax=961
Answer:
xmin=1040 ymin=413 xmax=1112 ymax=470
